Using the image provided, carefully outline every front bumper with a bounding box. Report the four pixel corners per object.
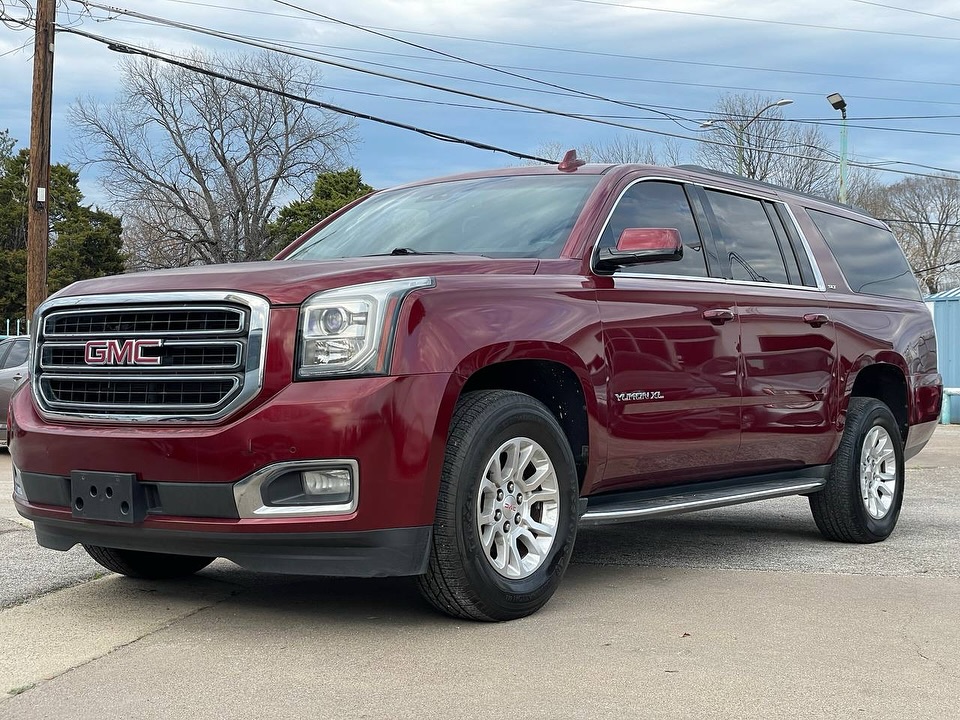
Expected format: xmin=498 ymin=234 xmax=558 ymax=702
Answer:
xmin=10 ymin=372 xmax=455 ymax=576
xmin=30 ymin=515 xmax=431 ymax=577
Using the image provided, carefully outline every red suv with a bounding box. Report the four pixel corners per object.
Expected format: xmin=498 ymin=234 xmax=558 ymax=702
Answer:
xmin=9 ymin=160 xmax=942 ymax=621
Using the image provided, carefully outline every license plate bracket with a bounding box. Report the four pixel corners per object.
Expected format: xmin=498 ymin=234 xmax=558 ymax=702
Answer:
xmin=70 ymin=471 xmax=147 ymax=524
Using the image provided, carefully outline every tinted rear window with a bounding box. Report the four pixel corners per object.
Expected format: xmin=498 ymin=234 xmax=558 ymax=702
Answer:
xmin=807 ymin=209 xmax=922 ymax=301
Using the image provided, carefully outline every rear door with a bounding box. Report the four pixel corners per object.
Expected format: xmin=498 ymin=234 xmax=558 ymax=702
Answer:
xmin=594 ymin=178 xmax=742 ymax=492
xmin=698 ymin=188 xmax=839 ymax=469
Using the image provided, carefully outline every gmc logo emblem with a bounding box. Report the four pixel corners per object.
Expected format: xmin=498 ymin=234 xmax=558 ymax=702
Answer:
xmin=84 ymin=339 xmax=164 ymax=366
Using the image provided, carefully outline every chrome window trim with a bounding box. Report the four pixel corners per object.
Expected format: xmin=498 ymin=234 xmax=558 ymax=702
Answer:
xmin=233 ymin=459 xmax=359 ymax=518
xmin=780 ymin=203 xmax=827 ymax=291
xmin=588 ymin=173 xmax=827 ymax=292
xmin=589 ymin=175 xmax=715 ymax=282
xmin=609 ymin=274 xmax=827 ymax=294
xmin=607 ymin=272 xmax=728 ymax=284
xmin=32 ymin=291 xmax=269 ymax=424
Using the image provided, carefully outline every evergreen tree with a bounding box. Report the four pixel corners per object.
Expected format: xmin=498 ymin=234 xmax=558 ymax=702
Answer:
xmin=0 ymin=134 xmax=124 ymax=321
xmin=267 ymin=168 xmax=373 ymax=256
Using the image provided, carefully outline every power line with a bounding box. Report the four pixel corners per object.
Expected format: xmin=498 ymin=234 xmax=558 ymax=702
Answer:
xmin=74 ymin=6 xmax=960 ymax=119
xmin=56 ymin=26 xmax=557 ymax=165
xmin=137 ymin=0 xmax=960 ymax=95
xmin=69 ymin=3 xmax=707 ymax=132
xmin=880 ymin=218 xmax=960 ymax=229
xmin=567 ymin=0 xmax=960 ymax=42
xmin=61 ymin=3 xmax=960 ymax=180
xmin=847 ymin=0 xmax=960 ymax=23
xmin=913 ymin=257 xmax=960 ymax=275
xmin=271 ymin=0 xmax=689 ymax=126
xmin=0 ymin=38 xmax=32 ymax=56
xmin=74 ymin=2 xmax=960 ymax=118
xmin=83 ymin=10 xmax=960 ymax=119
xmin=75 ymin=12 xmax=960 ymax=129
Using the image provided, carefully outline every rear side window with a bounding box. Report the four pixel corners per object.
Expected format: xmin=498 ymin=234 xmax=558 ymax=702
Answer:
xmin=704 ymin=190 xmax=791 ymax=285
xmin=598 ymin=181 xmax=709 ymax=277
xmin=807 ymin=209 xmax=922 ymax=301
xmin=5 ymin=339 xmax=28 ymax=367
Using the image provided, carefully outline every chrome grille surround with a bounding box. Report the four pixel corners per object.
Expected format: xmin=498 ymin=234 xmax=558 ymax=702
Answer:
xmin=32 ymin=292 xmax=270 ymax=423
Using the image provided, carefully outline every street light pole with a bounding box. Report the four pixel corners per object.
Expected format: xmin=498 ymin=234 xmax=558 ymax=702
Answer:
xmin=701 ymin=98 xmax=793 ymax=178
xmin=827 ymin=93 xmax=848 ymax=204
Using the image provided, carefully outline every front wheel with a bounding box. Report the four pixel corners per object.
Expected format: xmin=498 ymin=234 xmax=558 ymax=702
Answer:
xmin=418 ymin=390 xmax=580 ymax=621
xmin=83 ymin=545 xmax=215 ymax=579
xmin=809 ymin=397 xmax=905 ymax=543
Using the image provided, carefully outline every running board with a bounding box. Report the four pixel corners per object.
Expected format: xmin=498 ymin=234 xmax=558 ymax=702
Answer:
xmin=580 ymin=476 xmax=827 ymax=527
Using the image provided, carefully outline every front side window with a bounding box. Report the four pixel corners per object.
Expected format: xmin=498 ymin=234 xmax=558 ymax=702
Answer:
xmin=705 ymin=190 xmax=791 ymax=285
xmin=286 ymin=175 xmax=600 ymax=260
xmin=598 ymin=180 xmax=709 ymax=277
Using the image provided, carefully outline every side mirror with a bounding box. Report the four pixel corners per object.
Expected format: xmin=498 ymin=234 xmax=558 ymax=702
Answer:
xmin=596 ymin=228 xmax=683 ymax=273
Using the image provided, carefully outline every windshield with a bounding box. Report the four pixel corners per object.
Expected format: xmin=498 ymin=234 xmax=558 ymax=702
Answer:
xmin=285 ymin=174 xmax=600 ymax=260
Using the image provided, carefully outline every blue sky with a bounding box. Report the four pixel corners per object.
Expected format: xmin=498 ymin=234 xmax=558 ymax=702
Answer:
xmin=1 ymin=0 xmax=959 ymax=203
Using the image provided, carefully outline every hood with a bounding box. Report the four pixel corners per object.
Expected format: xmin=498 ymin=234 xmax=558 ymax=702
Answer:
xmin=54 ymin=256 xmax=541 ymax=305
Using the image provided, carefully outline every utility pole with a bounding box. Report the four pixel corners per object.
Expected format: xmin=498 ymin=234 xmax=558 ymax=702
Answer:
xmin=26 ymin=0 xmax=56 ymax=321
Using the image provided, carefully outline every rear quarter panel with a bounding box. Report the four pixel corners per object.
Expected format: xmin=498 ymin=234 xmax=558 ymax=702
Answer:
xmin=790 ymin=201 xmax=941 ymax=433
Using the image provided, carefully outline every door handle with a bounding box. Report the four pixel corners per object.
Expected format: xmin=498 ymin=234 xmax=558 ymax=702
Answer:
xmin=702 ymin=308 xmax=735 ymax=325
xmin=803 ymin=313 xmax=830 ymax=328
xmin=13 ymin=373 xmax=23 ymax=382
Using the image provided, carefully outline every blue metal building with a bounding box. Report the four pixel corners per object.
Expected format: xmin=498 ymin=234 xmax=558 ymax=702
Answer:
xmin=927 ymin=287 xmax=960 ymax=423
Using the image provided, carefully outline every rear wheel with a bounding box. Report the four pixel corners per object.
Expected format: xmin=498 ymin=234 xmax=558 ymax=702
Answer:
xmin=83 ymin=545 xmax=215 ymax=579
xmin=809 ymin=397 xmax=904 ymax=543
xmin=417 ymin=390 xmax=580 ymax=621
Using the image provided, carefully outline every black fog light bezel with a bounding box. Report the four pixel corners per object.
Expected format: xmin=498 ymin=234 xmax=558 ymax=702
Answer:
xmin=262 ymin=465 xmax=355 ymax=507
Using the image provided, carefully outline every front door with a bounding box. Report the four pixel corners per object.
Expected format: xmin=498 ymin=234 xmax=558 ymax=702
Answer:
xmin=594 ymin=179 xmax=742 ymax=492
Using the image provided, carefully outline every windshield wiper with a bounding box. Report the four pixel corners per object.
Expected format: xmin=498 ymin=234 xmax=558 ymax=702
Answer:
xmin=352 ymin=247 xmax=480 ymax=257
xmin=389 ymin=247 xmax=456 ymax=256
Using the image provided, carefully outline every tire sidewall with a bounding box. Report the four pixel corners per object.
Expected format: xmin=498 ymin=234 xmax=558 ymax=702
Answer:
xmin=845 ymin=403 xmax=905 ymax=539
xmin=452 ymin=402 xmax=579 ymax=616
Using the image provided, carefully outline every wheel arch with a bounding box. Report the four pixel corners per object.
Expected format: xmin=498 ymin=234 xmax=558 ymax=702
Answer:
xmin=460 ymin=359 xmax=592 ymax=489
xmin=846 ymin=360 xmax=909 ymax=440
xmin=438 ymin=343 xmax=601 ymax=493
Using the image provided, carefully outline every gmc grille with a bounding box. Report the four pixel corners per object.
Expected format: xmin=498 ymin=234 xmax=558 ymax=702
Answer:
xmin=32 ymin=293 xmax=269 ymax=422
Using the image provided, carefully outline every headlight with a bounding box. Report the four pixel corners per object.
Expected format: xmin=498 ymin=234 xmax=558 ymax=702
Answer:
xmin=297 ymin=277 xmax=433 ymax=378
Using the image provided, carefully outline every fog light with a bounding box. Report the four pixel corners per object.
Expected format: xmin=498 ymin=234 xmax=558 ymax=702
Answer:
xmin=302 ymin=468 xmax=353 ymax=501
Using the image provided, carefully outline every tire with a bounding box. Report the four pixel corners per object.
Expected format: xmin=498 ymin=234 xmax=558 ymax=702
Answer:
xmin=417 ymin=390 xmax=580 ymax=621
xmin=809 ymin=397 xmax=905 ymax=543
xmin=83 ymin=545 xmax=215 ymax=579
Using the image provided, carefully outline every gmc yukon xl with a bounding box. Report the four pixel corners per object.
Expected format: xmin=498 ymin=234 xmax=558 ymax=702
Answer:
xmin=9 ymin=158 xmax=942 ymax=621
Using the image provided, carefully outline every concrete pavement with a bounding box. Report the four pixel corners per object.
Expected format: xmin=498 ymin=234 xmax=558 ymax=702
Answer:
xmin=1 ymin=426 xmax=958 ymax=719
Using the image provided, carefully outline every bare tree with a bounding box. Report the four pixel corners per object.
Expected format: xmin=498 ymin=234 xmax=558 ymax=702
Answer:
xmin=529 ymin=135 xmax=685 ymax=166
xmin=695 ymin=93 xmax=834 ymax=196
xmin=71 ymin=50 xmax=357 ymax=267
xmin=879 ymin=174 xmax=960 ymax=293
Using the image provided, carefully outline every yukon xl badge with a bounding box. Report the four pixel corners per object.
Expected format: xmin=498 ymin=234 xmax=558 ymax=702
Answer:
xmin=84 ymin=338 xmax=164 ymax=366
xmin=615 ymin=390 xmax=665 ymax=402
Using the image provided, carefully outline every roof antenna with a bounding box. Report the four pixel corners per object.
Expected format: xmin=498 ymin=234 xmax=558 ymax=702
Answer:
xmin=557 ymin=149 xmax=586 ymax=172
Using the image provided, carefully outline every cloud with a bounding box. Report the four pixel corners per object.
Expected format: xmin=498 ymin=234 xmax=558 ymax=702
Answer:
xmin=0 ymin=0 xmax=957 ymax=199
